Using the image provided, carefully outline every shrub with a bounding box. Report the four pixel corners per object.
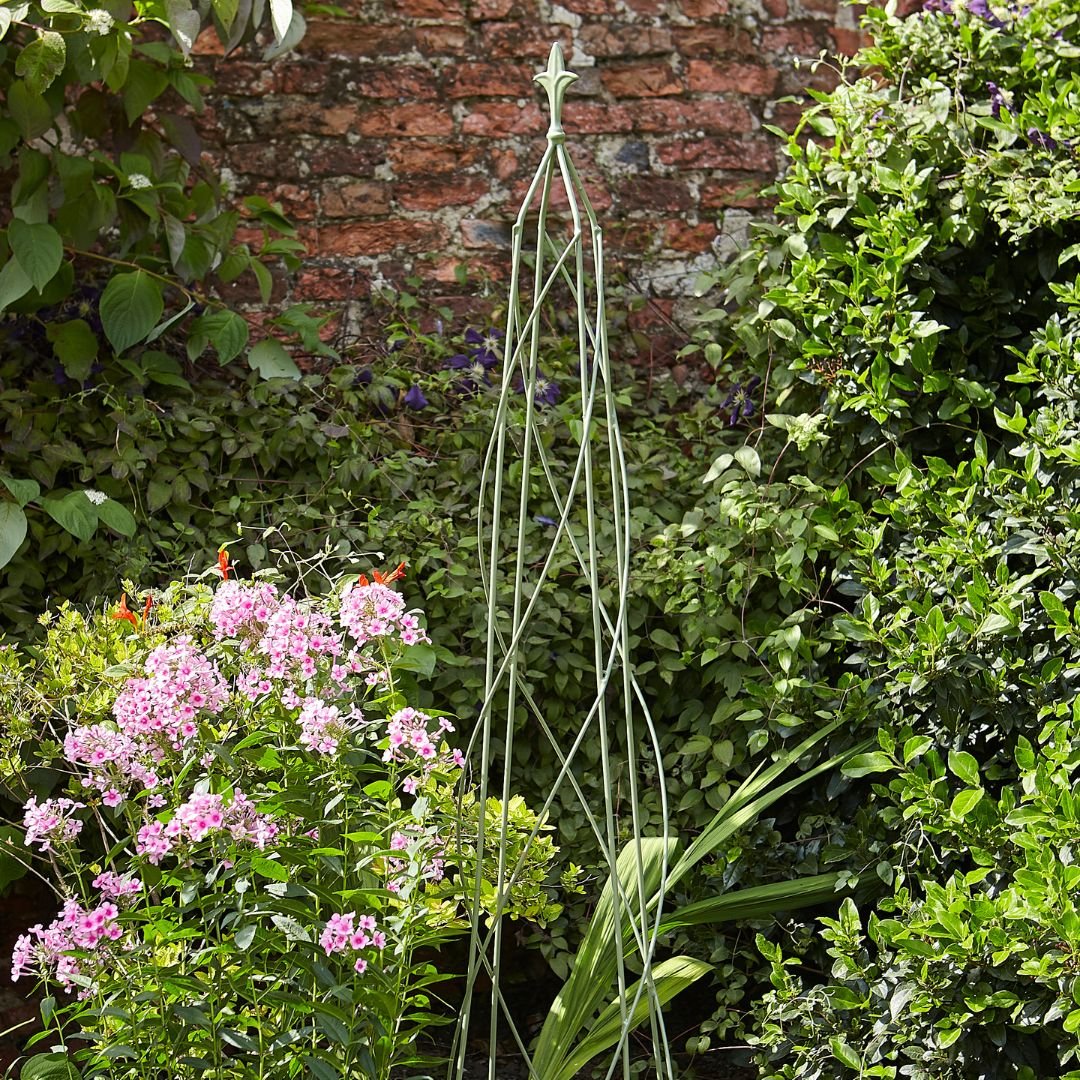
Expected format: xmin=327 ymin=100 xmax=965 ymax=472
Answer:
xmin=1 ymin=560 xmax=558 ymax=1078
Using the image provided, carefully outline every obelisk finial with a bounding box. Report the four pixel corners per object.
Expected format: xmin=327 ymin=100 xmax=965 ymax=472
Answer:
xmin=534 ymin=42 xmax=578 ymax=141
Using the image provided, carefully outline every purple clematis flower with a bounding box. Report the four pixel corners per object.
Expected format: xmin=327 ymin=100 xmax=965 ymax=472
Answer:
xmin=534 ymin=515 xmax=558 ymax=527
xmin=1027 ymin=127 xmax=1058 ymax=151
xmin=966 ymin=0 xmax=1006 ymax=28
xmin=722 ymin=375 xmax=761 ymax=427
xmin=986 ymin=81 xmax=1007 ymax=119
xmin=513 ymin=372 xmax=561 ymax=407
xmin=403 ymin=384 xmax=429 ymax=411
xmin=465 ymin=327 xmax=504 ymax=365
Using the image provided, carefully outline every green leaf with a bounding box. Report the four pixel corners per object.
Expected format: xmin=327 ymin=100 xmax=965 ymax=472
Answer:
xmin=552 ymin=957 xmax=712 ymax=1080
xmin=950 ymin=787 xmax=984 ymax=819
xmin=830 ymin=1036 xmax=862 ymax=1070
xmin=234 ymin=924 xmax=256 ymax=950
xmin=270 ymin=0 xmax=293 ymax=42
xmin=100 ymin=271 xmax=164 ymax=353
xmin=248 ymin=338 xmax=301 ymax=380
xmin=46 ymin=318 xmax=98 ymax=380
xmin=842 ymin=751 xmax=895 ymax=778
xmin=95 ymin=499 xmax=137 ymax=538
xmin=20 ymin=1053 xmax=82 ymax=1080
xmin=15 ymin=31 xmax=66 ymax=95
xmin=734 ymin=445 xmax=761 ymax=477
xmin=0 ymin=255 xmax=34 ymax=311
xmin=42 ymin=492 xmax=98 ymax=542
xmin=7 ymin=79 xmax=54 ymax=139
xmin=188 ymin=309 xmax=249 ymax=365
xmin=1 ymin=476 xmax=39 ymax=508
xmin=211 ymin=0 xmax=239 ymax=29
xmin=250 ymin=857 xmax=290 ymax=882
xmin=165 ymin=0 xmax=200 ymax=56
xmin=122 ymin=59 xmax=169 ymax=125
xmin=394 ymin=642 xmax=436 ymax=676
xmin=0 ymin=503 xmax=28 ymax=569
xmin=947 ymin=749 xmax=980 ymax=787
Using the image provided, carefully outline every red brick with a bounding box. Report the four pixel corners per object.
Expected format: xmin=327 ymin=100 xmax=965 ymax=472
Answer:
xmin=299 ymin=22 xmax=415 ymax=58
xmin=762 ymin=0 xmax=787 ymax=16
xmin=397 ymin=177 xmax=491 ymax=209
xmin=285 ymin=64 xmax=440 ymax=98
xmin=397 ymin=0 xmax=465 ymax=15
xmin=319 ymin=219 xmax=450 ymax=255
xmin=414 ymin=24 xmax=470 ymax=53
xmin=700 ymin=176 xmax=770 ymax=208
xmin=445 ymin=61 xmax=535 ymax=97
xmin=295 ymin=266 xmax=371 ymax=301
xmin=633 ymin=98 xmax=753 ymax=133
xmin=248 ymin=180 xmax=318 ymax=220
xmin=613 ymin=176 xmax=695 ymax=212
xmin=430 ymin=255 xmax=508 ymax=283
xmin=678 ymin=0 xmax=729 ymax=15
xmin=192 ymin=26 xmax=225 ymax=55
xmin=769 ymin=99 xmax=810 ymax=131
xmin=480 ymin=21 xmax=572 ymax=58
xmin=688 ymin=59 xmax=778 ymax=95
xmin=466 ymin=0 xmax=520 ymax=17
xmin=663 ymin=219 xmax=720 ymax=253
xmin=492 ymin=146 xmax=519 ymax=179
xmin=556 ymin=0 xmax=616 ymax=12
xmin=578 ymin=23 xmax=673 ymax=57
xmin=600 ymin=62 xmax=682 ymax=98
xmin=322 ymin=179 xmax=393 ymax=217
xmin=620 ymin=0 xmax=666 ymax=15
xmin=562 ymin=101 xmax=635 ymax=134
xmin=306 ymin=141 xmax=386 ymax=177
xmin=462 ymin=100 xmax=545 ymax=136
xmin=212 ymin=60 xmax=278 ymax=95
xmin=672 ymin=25 xmax=756 ymax=56
xmin=387 ymin=140 xmax=484 ymax=174
xmin=655 ymin=135 xmax=777 ymax=170
xmin=761 ymin=22 xmax=828 ymax=54
xmin=831 ymin=27 xmax=867 ymax=54
xmin=356 ymin=102 xmax=456 ymax=136
xmin=273 ymin=100 xmax=356 ymax=135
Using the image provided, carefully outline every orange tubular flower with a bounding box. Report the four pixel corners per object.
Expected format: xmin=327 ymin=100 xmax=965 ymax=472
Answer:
xmin=218 ymin=549 xmax=231 ymax=581
xmin=142 ymin=594 xmax=153 ymax=623
xmin=112 ymin=593 xmax=139 ymax=629
xmin=373 ymin=562 xmax=407 ymax=586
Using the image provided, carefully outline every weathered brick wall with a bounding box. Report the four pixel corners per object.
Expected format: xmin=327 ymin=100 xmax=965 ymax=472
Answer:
xmin=202 ymin=0 xmax=858 ymax=346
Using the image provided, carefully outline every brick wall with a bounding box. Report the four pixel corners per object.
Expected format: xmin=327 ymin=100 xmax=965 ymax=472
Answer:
xmin=200 ymin=0 xmax=856 ymax=347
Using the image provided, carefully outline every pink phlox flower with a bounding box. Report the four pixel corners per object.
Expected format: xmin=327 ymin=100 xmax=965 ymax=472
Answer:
xmin=92 ymin=871 xmax=142 ymax=904
xmin=23 ymin=797 xmax=85 ymax=852
xmin=320 ymin=912 xmax=355 ymax=955
xmin=210 ymin=580 xmax=281 ymax=640
xmin=354 ymin=957 xmax=368 ymax=974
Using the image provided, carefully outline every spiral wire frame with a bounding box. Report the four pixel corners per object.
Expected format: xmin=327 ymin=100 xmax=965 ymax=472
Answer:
xmin=450 ymin=43 xmax=674 ymax=1080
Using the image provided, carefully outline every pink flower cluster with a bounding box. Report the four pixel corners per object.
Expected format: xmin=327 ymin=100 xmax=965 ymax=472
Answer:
xmin=212 ymin=580 xmax=343 ymax=689
xmin=210 ymin=580 xmax=281 ymax=640
xmin=12 ymin=896 xmax=125 ymax=992
xmin=64 ymin=637 xmax=226 ymax=804
xmin=339 ymin=582 xmax=429 ymax=648
xmin=23 ymin=797 xmax=85 ymax=852
xmin=385 ymin=708 xmax=463 ymax=777
xmin=136 ymin=790 xmax=278 ymax=865
xmin=319 ymin=911 xmax=386 ymax=974
xmin=92 ymin=871 xmax=142 ymax=902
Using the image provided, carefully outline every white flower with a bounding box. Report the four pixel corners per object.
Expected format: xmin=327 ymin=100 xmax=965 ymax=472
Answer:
xmin=83 ymin=489 xmax=107 ymax=506
xmin=127 ymin=173 xmax=152 ymax=190
xmin=86 ymin=8 xmax=113 ymax=34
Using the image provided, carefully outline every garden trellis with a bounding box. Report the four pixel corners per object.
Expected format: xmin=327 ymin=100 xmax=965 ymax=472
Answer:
xmin=452 ymin=43 xmax=676 ymax=1080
